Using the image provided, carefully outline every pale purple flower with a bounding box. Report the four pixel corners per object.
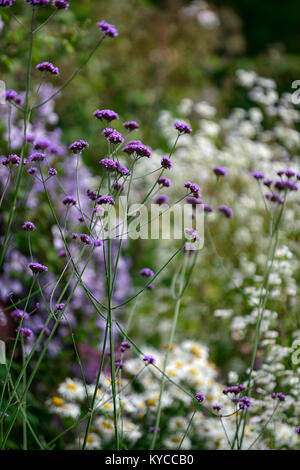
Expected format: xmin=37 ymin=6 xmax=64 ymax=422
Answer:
xmin=213 ymin=166 xmax=227 ymax=178
xmin=123 ymin=121 xmax=139 ymax=131
xmin=140 ymin=268 xmax=154 ymax=277
xmin=97 ymin=20 xmax=119 ymax=38
xmin=218 ymin=205 xmax=233 ymax=218
xmin=21 ymin=221 xmax=36 ymax=231
xmin=161 ymin=156 xmax=173 ymax=170
xmin=174 ymin=121 xmax=192 ymax=134
xmin=143 ymin=355 xmax=156 ymax=365
xmin=93 ymin=109 xmax=119 ymax=122
xmin=28 ymin=262 xmax=48 ymax=274
xmin=195 ymin=393 xmax=205 ymax=403
xmin=36 ymin=62 xmax=59 ymax=75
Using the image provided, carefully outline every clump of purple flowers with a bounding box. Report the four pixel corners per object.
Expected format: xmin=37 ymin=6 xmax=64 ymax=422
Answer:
xmin=213 ymin=166 xmax=227 ymax=178
xmin=174 ymin=121 xmax=192 ymax=134
xmin=123 ymin=121 xmax=139 ymax=132
xmin=123 ymin=140 xmax=152 ymax=158
xmin=238 ymin=396 xmax=252 ymax=410
xmin=143 ymin=355 xmax=156 ymax=365
xmin=5 ymin=89 xmax=23 ymax=105
xmin=161 ymin=156 xmax=173 ymax=170
xmin=94 ymin=109 xmax=119 ymax=122
xmin=96 ymin=195 xmax=115 ymax=206
xmin=21 ymin=221 xmax=36 ymax=232
xmin=195 ymin=393 xmax=205 ymax=403
xmin=62 ymin=196 xmax=77 ymax=206
xmin=97 ymin=20 xmax=119 ymax=38
xmin=69 ymin=140 xmax=89 ymax=154
xmin=0 ymin=0 xmax=16 ymax=6
xmin=140 ymin=268 xmax=154 ymax=277
xmin=53 ymin=0 xmax=69 ymax=9
xmin=218 ymin=205 xmax=233 ymax=218
xmin=28 ymin=262 xmax=48 ymax=274
xmin=36 ymin=62 xmax=59 ymax=75
xmin=271 ymin=392 xmax=286 ymax=401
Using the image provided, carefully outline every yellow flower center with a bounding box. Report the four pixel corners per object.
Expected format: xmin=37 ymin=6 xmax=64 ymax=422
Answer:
xmin=51 ymin=396 xmax=65 ymax=407
xmin=146 ymin=398 xmax=156 ymax=407
xmin=103 ymin=403 xmax=112 ymax=410
xmin=190 ymin=344 xmax=201 ymax=357
xmin=102 ymin=420 xmax=113 ymax=429
xmin=87 ymin=435 xmax=94 ymax=443
xmin=171 ymin=436 xmax=181 ymax=443
xmin=66 ymin=383 xmax=77 ymax=390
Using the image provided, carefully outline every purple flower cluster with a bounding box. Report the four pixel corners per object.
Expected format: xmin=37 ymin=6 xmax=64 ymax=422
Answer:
xmin=5 ymin=89 xmax=23 ymax=105
xmin=123 ymin=140 xmax=152 ymax=158
xmin=252 ymin=171 xmax=265 ymax=180
xmin=218 ymin=205 xmax=233 ymax=218
xmin=2 ymin=154 xmax=21 ymax=166
xmin=53 ymin=0 xmax=69 ymax=9
xmin=94 ymin=109 xmax=119 ymax=122
xmin=106 ymin=130 xmax=124 ymax=144
xmin=158 ymin=176 xmax=171 ymax=188
xmin=154 ymin=194 xmax=168 ymax=205
xmin=271 ymin=392 xmax=286 ymax=401
xmin=34 ymin=139 xmax=50 ymax=151
xmin=28 ymin=262 xmax=48 ymax=274
xmin=123 ymin=121 xmax=139 ymax=132
xmin=213 ymin=166 xmax=227 ymax=178
xmin=212 ymin=404 xmax=223 ymax=411
xmin=222 ymin=384 xmax=246 ymax=395
xmin=19 ymin=327 xmax=33 ymax=340
xmin=143 ymin=355 xmax=156 ymax=365
xmin=265 ymin=193 xmax=284 ymax=205
xmin=96 ymin=195 xmax=115 ymax=205
xmin=48 ymin=168 xmax=57 ymax=176
xmin=25 ymin=0 xmax=50 ymax=4
xmin=238 ymin=396 xmax=252 ymax=410
xmin=69 ymin=140 xmax=89 ymax=154
xmin=62 ymin=196 xmax=77 ymax=206
xmin=36 ymin=62 xmax=59 ymax=75
xmin=0 ymin=0 xmax=15 ymax=6
xmin=161 ymin=156 xmax=173 ymax=170
xmin=195 ymin=393 xmax=205 ymax=403
xmin=97 ymin=20 xmax=119 ymax=38
xmin=174 ymin=121 xmax=192 ymax=134
xmin=11 ymin=310 xmax=29 ymax=322
xmin=140 ymin=267 xmax=154 ymax=277
xmin=80 ymin=234 xmax=91 ymax=245
xmin=21 ymin=221 xmax=36 ymax=231
xmin=120 ymin=341 xmax=131 ymax=352
xmin=30 ymin=152 xmax=45 ymax=162
xmin=184 ymin=181 xmax=201 ymax=198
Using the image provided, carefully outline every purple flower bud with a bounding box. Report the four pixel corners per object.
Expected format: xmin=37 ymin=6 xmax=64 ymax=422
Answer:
xmin=158 ymin=176 xmax=171 ymax=187
xmin=30 ymin=152 xmax=45 ymax=162
xmin=195 ymin=393 xmax=205 ymax=403
xmin=69 ymin=140 xmax=89 ymax=154
xmin=80 ymin=234 xmax=91 ymax=245
xmin=19 ymin=327 xmax=33 ymax=340
xmin=252 ymin=171 xmax=265 ymax=180
xmin=96 ymin=195 xmax=115 ymax=205
xmin=97 ymin=20 xmax=119 ymax=38
xmin=218 ymin=205 xmax=233 ymax=218
xmin=9 ymin=154 xmax=20 ymax=165
xmin=123 ymin=121 xmax=139 ymax=131
xmin=213 ymin=166 xmax=227 ymax=178
xmin=213 ymin=404 xmax=223 ymax=411
xmin=21 ymin=221 xmax=36 ymax=232
xmin=28 ymin=262 xmax=48 ymax=274
xmin=37 ymin=324 xmax=51 ymax=336
xmin=161 ymin=156 xmax=173 ymax=170
xmin=48 ymin=168 xmax=57 ymax=176
xmin=122 ymin=140 xmax=152 ymax=158
xmin=174 ymin=121 xmax=192 ymax=134
xmin=27 ymin=167 xmax=38 ymax=175
xmin=53 ymin=0 xmax=69 ymax=9
xmin=56 ymin=303 xmax=65 ymax=311
xmin=36 ymin=61 xmax=59 ymax=75
xmin=140 ymin=268 xmax=154 ymax=277
xmin=11 ymin=310 xmax=29 ymax=322
xmin=154 ymin=194 xmax=169 ymax=205
xmin=143 ymin=355 xmax=156 ymax=365
xmin=94 ymin=109 xmax=119 ymax=122
xmin=62 ymin=196 xmax=77 ymax=206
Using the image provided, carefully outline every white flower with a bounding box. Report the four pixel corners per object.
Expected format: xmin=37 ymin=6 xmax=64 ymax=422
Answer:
xmin=58 ymin=378 xmax=86 ymax=401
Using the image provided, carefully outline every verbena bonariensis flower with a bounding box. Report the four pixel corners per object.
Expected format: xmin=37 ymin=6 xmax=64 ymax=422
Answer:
xmin=9 ymin=154 xmax=20 ymax=165
xmin=107 ymin=130 xmax=124 ymax=144
xmin=161 ymin=156 xmax=173 ymax=170
xmin=143 ymin=355 xmax=156 ymax=365
xmin=213 ymin=404 xmax=223 ymax=411
xmin=36 ymin=62 xmax=59 ymax=75
xmin=69 ymin=140 xmax=89 ymax=154
xmin=271 ymin=392 xmax=286 ymax=401
xmin=86 ymin=189 xmax=98 ymax=201
xmin=195 ymin=393 xmax=205 ymax=403
xmin=48 ymin=168 xmax=57 ymax=176
xmin=96 ymin=195 xmax=115 ymax=205
xmin=296 ymin=427 xmax=300 ymax=434
xmin=102 ymin=127 xmax=114 ymax=137
xmin=0 ymin=0 xmax=15 ymax=5
xmin=34 ymin=139 xmax=50 ymax=151
xmin=28 ymin=262 xmax=48 ymax=274
xmin=203 ymin=204 xmax=214 ymax=213
xmin=252 ymin=171 xmax=265 ymax=180
xmin=94 ymin=238 xmax=103 ymax=248
xmin=238 ymin=396 xmax=252 ymax=410
xmin=263 ymin=179 xmax=273 ymax=187
xmin=62 ymin=196 xmax=77 ymax=206
xmin=218 ymin=205 xmax=233 ymax=218
xmin=186 ymin=196 xmax=203 ymax=206
xmin=184 ymin=181 xmax=200 ymax=198
xmin=80 ymin=234 xmax=91 ymax=245
xmin=56 ymin=303 xmax=65 ymax=311
xmin=25 ymin=0 xmax=50 ymax=4
xmin=53 ymin=0 xmax=69 ymax=9
xmin=27 ymin=167 xmax=38 ymax=175
xmin=97 ymin=20 xmax=119 ymax=38
xmin=213 ymin=166 xmax=227 ymax=178
xmin=174 ymin=121 xmax=192 ymax=134
xmin=158 ymin=176 xmax=171 ymax=187
xmin=122 ymin=140 xmax=152 ymax=158
xmin=30 ymin=152 xmax=45 ymax=162
xmin=5 ymin=89 xmax=23 ymax=105
xmin=100 ymin=158 xmax=116 ymax=172
xmin=93 ymin=109 xmax=119 ymax=122
xmin=19 ymin=327 xmax=33 ymax=340
xmin=11 ymin=310 xmax=29 ymax=322
xmin=139 ymin=268 xmax=154 ymax=277
xmin=21 ymin=221 xmax=36 ymax=231
xmin=115 ymin=162 xmax=130 ymax=176
xmin=284 ymin=169 xmax=296 ymax=178
xmin=37 ymin=324 xmax=51 ymax=336
xmin=154 ymin=194 xmax=168 ymax=205
xmin=123 ymin=121 xmax=139 ymax=131
xmin=265 ymin=193 xmax=284 ymax=205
